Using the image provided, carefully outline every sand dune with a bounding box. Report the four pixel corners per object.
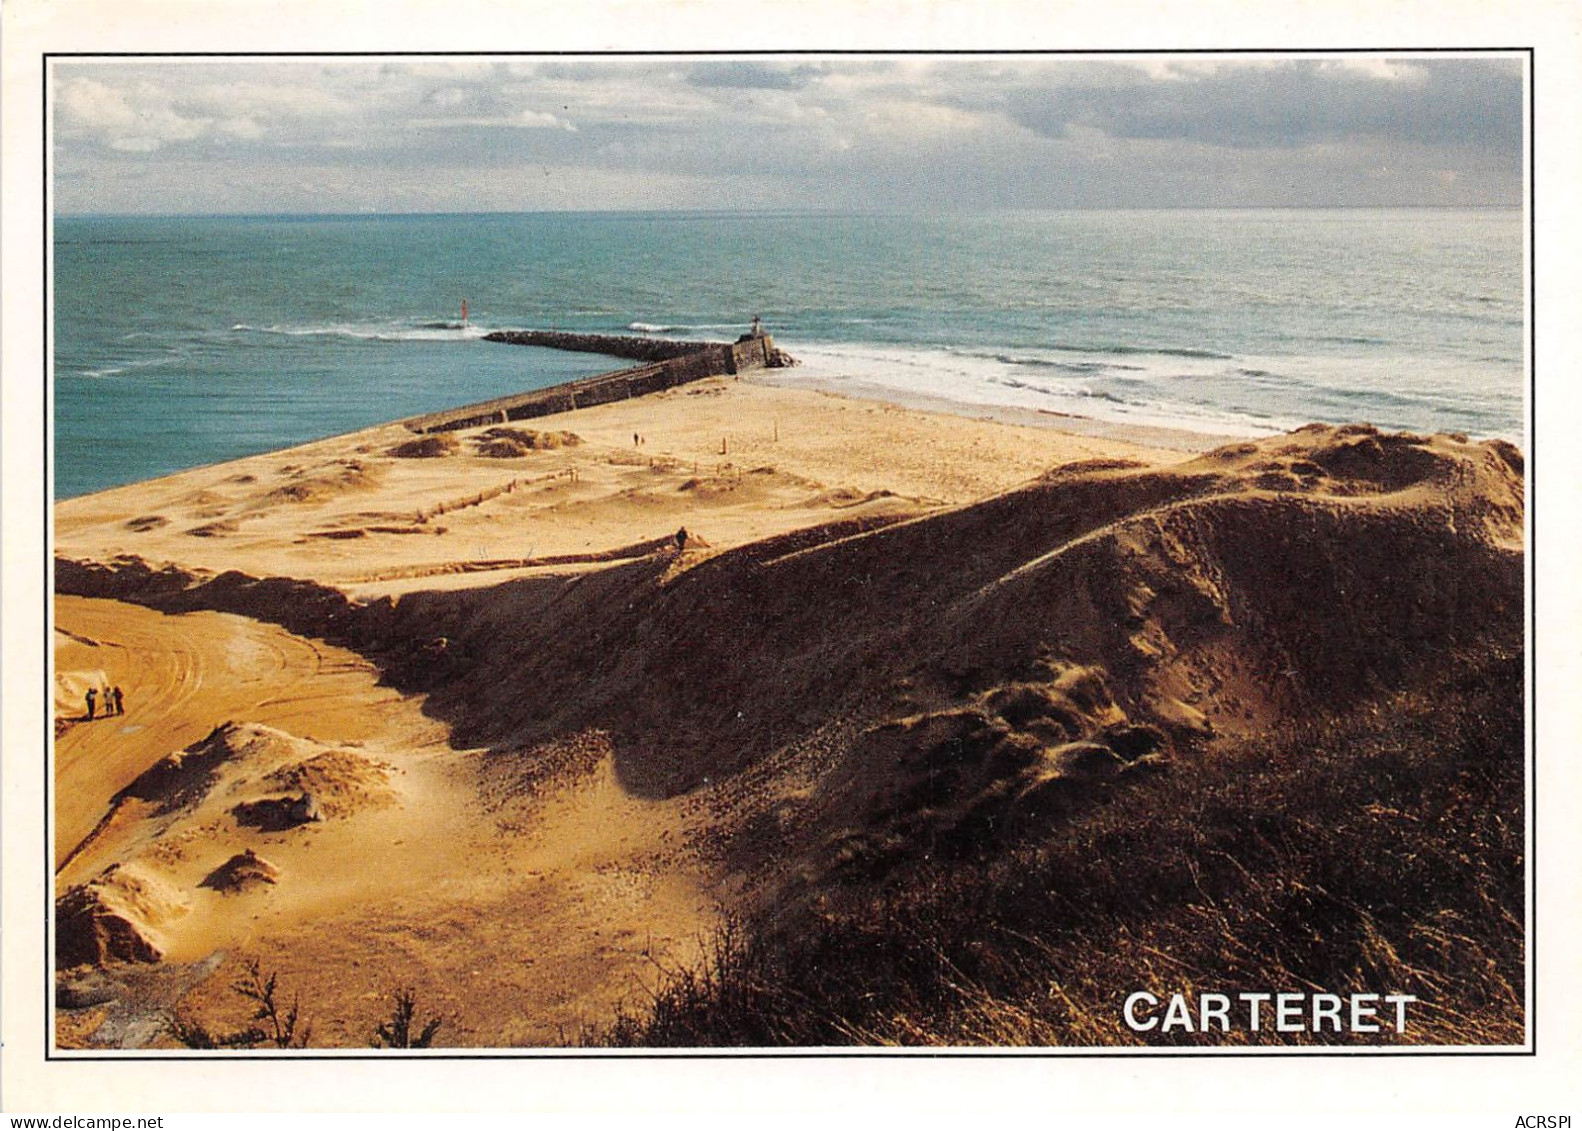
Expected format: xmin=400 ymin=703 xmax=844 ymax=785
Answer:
xmin=51 ymin=377 xmax=1523 ymax=1048
xmin=56 ymin=376 xmax=1180 ymax=594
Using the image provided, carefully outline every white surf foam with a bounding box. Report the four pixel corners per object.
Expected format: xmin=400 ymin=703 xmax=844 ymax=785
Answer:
xmin=231 ymin=322 xmax=491 ymax=343
xmin=780 ymin=343 xmax=1298 ymax=439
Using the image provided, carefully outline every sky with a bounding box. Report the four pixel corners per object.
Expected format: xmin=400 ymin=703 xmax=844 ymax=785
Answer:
xmin=50 ymin=54 xmax=1525 ymax=214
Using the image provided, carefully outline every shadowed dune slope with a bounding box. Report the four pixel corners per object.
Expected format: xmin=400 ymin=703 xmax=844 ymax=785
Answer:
xmin=60 ymin=425 xmax=1523 ymax=805
xmin=363 ymin=426 xmax=1517 ymax=797
xmin=52 ymin=424 xmax=1525 ymax=1046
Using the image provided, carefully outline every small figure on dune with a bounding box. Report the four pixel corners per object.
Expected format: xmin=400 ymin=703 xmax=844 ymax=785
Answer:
xmin=112 ymin=686 xmax=125 ymax=716
xmin=85 ymin=687 xmax=97 ymax=721
xmin=674 ymin=526 xmax=689 ymax=554
xmin=634 ymin=432 xmax=640 ymax=447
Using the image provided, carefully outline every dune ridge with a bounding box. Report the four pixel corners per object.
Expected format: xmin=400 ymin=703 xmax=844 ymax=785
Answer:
xmin=51 ymin=377 xmax=1523 ymax=1048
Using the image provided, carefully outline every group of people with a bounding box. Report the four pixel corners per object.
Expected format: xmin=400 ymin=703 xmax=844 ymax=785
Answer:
xmin=84 ymin=685 xmax=125 ymax=721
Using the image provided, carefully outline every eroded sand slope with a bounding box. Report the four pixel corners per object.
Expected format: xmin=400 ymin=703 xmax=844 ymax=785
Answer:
xmin=52 ymin=378 xmax=1523 ymax=1048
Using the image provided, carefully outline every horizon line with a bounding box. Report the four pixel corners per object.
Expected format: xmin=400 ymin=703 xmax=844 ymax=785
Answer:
xmin=53 ymin=203 xmax=1525 ymax=221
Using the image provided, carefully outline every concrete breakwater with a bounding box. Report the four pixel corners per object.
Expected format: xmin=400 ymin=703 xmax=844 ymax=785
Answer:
xmin=482 ymin=329 xmax=715 ymax=362
xmin=405 ymin=330 xmax=791 ymax=434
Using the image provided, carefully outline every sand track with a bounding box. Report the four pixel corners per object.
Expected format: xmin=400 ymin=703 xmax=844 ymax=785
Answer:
xmin=53 ymin=598 xmax=724 ymax=1048
xmin=53 ymin=596 xmax=438 ymax=876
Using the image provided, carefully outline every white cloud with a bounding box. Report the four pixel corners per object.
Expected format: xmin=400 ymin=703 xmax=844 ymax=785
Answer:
xmin=54 ymin=72 xmax=338 ymax=152
xmin=405 ymin=110 xmax=577 ymax=131
xmin=1325 ymin=57 xmax=1429 ymax=82
xmin=858 ymin=99 xmax=988 ymax=144
xmin=50 ymin=55 xmax=1523 ymax=213
xmin=517 ymin=110 xmax=577 ymax=130
xmin=56 ymin=77 xmax=209 ymax=151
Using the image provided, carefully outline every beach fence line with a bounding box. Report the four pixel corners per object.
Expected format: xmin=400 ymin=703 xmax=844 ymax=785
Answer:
xmin=403 ymin=330 xmax=788 ymax=434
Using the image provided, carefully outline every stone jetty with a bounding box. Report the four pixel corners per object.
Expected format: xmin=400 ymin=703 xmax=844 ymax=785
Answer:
xmin=403 ymin=329 xmax=794 ymax=434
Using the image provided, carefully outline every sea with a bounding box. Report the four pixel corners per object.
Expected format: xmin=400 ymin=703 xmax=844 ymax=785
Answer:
xmin=52 ymin=209 xmax=1526 ymax=500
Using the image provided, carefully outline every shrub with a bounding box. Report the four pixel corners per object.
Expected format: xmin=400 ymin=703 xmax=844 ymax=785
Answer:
xmin=166 ymin=957 xmax=312 ymax=1049
xmin=371 ymin=987 xmax=444 ymax=1049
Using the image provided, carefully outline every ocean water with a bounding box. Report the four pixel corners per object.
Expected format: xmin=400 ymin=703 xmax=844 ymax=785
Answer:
xmin=53 ymin=209 xmax=1525 ymax=499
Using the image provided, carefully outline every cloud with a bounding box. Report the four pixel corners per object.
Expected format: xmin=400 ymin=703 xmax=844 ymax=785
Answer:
xmin=996 ymin=58 xmax=1523 ymax=152
xmin=408 ymin=109 xmax=577 ymax=131
xmin=517 ymin=110 xmax=577 ymax=130
xmin=53 ymin=67 xmax=370 ymax=153
xmin=49 ymin=55 xmax=1525 ymax=213
xmin=686 ymin=61 xmax=826 ymax=91
xmin=55 ymin=77 xmax=210 ymax=152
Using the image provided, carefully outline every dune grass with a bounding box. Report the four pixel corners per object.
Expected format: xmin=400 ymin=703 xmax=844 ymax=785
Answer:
xmin=598 ymin=642 xmax=1524 ymax=1047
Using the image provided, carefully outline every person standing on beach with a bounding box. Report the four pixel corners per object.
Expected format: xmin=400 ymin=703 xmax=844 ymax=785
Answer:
xmin=85 ymin=687 xmax=97 ymax=721
xmin=112 ymin=686 xmax=125 ymax=716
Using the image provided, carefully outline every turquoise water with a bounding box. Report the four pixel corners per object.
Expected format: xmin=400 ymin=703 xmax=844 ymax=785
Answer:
xmin=53 ymin=209 xmax=1524 ymax=499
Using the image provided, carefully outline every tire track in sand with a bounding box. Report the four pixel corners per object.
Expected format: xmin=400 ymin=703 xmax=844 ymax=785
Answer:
xmin=54 ymin=595 xmax=440 ymax=877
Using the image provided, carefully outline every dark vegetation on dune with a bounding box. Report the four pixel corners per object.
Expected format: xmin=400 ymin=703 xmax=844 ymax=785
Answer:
xmin=56 ymin=425 xmax=1526 ymax=1046
xmin=594 ymin=643 xmax=1524 ymax=1046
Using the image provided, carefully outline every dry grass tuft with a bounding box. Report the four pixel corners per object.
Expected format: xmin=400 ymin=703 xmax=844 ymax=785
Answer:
xmin=596 ymin=643 xmax=1524 ymax=1047
xmin=388 ymin=434 xmax=459 ymax=459
xmin=473 ymin=427 xmax=582 ymax=458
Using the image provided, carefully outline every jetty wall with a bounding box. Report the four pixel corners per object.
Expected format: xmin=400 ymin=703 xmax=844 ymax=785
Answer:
xmin=482 ymin=329 xmax=706 ymax=362
xmin=404 ymin=331 xmax=782 ymax=434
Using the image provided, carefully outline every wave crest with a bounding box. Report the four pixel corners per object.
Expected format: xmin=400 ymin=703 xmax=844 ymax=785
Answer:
xmin=231 ymin=322 xmax=489 ymax=343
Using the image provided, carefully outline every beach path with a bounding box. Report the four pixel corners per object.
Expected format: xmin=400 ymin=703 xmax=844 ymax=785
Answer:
xmin=54 ymin=595 xmax=442 ymax=876
xmin=53 ymin=596 xmax=721 ymax=1046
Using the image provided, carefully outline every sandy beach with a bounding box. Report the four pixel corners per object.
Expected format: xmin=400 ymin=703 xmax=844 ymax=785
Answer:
xmin=55 ymin=374 xmax=1195 ymax=593
xmin=51 ymin=371 xmax=1525 ymax=1048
